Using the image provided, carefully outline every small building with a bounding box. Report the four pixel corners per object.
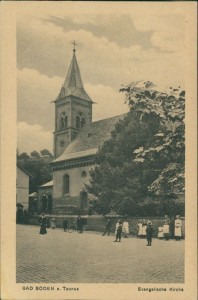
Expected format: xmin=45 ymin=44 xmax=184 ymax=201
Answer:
xmin=16 ymin=165 xmax=31 ymax=210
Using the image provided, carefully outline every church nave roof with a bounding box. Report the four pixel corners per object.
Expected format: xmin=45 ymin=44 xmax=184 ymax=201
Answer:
xmin=52 ymin=114 xmax=125 ymax=164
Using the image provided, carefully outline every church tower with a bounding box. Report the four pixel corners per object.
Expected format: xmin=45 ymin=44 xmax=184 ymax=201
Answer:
xmin=53 ymin=44 xmax=93 ymax=158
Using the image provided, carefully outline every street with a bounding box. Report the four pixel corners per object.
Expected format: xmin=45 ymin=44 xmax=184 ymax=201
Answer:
xmin=16 ymin=225 xmax=184 ymax=283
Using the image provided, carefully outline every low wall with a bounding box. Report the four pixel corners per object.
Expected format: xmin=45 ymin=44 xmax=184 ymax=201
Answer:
xmin=27 ymin=215 xmax=185 ymax=238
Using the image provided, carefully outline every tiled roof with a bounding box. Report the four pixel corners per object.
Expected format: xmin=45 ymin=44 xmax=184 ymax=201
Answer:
xmin=56 ymin=50 xmax=92 ymax=102
xmin=52 ymin=114 xmax=125 ymax=163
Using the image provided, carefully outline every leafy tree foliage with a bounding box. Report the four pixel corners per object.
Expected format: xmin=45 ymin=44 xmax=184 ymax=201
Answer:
xmin=17 ymin=149 xmax=54 ymax=193
xmin=40 ymin=149 xmax=53 ymax=157
xmin=30 ymin=150 xmax=40 ymax=158
xmin=18 ymin=152 xmax=30 ymax=159
xmin=86 ymin=81 xmax=185 ymax=216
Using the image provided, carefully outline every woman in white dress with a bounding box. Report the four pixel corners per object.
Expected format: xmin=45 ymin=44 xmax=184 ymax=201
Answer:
xmin=158 ymin=226 xmax=164 ymax=239
xmin=163 ymin=215 xmax=170 ymax=240
xmin=122 ymin=220 xmax=129 ymax=238
xmin=115 ymin=220 xmax=120 ymax=236
xmin=142 ymin=219 xmax=147 ymax=238
xmin=137 ymin=220 xmax=142 ymax=238
xmin=174 ymin=215 xmax=182 ymax=240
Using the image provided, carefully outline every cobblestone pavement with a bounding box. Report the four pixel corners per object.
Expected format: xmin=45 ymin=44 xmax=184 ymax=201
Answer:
xmin=16 ymin=225 xmax=184 ymax=283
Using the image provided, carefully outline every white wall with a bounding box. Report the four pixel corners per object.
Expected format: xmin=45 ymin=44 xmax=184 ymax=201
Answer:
xmin=53 ymin=165 xmax=93 ymax=198
xmin=16 ymin=167 xmax=29 ymax=209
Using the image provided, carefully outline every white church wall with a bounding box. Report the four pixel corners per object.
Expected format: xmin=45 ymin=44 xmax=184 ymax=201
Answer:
xmin=53 ymin=164 xmax=93 ymax=199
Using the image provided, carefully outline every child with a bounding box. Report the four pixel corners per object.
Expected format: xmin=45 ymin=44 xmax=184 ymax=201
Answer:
xmin=174 ymin=215 xmax=182 ymax=241
xmin=142 ymin=219 xmax=147 ymax=239
xmin=51 ymin=218 xmax=56 ymax=229
xmin=114 ymin=221 xmax=123 ymax=242
xmin=63 ymin=219 xmax=68 ymax=232
xmin=158 ymin=226 xmax=164 ymax=239
xmin=137 ymin=220 xmax=143 ymax=238
xmin=162 ymin=215 xmax=170 ymax=240
xmin=146 ymin=221 xmax=153 ymax=246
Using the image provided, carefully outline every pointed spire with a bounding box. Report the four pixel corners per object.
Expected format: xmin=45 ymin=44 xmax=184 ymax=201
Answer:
xmin=56 ymin=46 xmax=93 ymax=102
xmin=63 ymin=50 xmax=84 ymax=89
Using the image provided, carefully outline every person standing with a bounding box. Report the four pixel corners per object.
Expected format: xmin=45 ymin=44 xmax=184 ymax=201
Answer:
xmin=146 ymin=221 xmax=153 ymax=246
xmin=158 ymin=226 xmax=164 ymax=239
xmin=102 ymin=219 xmax=112 ymax=236
xmin=63 ymin=219 xmax=68 ymax=232
xmin=77 ymin=216 xmax=83 ymax=233
xmin=114 ymin=221 xmax=123 ymax=242
xmin=142 ymin=219 xmax=147 ymax=239
xmin=39 ymin=213 xmax=47 ymax=235
xmin=163 ymin=215 xmax=170 ymax=240
xmin=122 ymin=219 xmax=129 ymax=238
xmin=137 ymin=220 xmax=143 ymax=238
xmin=174 ymin=215 xmax=182 ymax=241
xmin=115 ymin=219 xmax=120 ymax=237
xmin=46 ymin=217 xmax=50 ymax=228
xmin=51 ymin=218 xmax=56 ymax=229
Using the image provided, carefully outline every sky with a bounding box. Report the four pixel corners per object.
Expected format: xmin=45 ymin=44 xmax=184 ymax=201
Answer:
xmin=17 ymin=6 xmax=185 ymax=155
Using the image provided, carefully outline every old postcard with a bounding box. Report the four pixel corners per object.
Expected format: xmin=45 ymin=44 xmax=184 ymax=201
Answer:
xmin=1 ymin=1 xmax=197 ymax=300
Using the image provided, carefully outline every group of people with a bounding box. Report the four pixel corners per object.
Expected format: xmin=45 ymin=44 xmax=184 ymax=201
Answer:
xmin=114 ymin=219 xmax=131 ymax=242
xmin=102 ymin=219 xmax=130 ymax=239
xmin=39 ymin=214 xmax=85 ymax=235
xmin=112 ymin=219 xmax=153 ymax=245
xmin=39 ymin=214 xmax=57 ymax=234
xmin=136 ymin=219 xmax=148 ymax=239
xmin=158 ymin=215 xmax=183 ymax=241
xmin=102 ymin=215 xmax=183 ymax=246
xmin=136 ymin=219 xmax=154 ymax=245
xmin=39 ymin=213 xmax=183 ymax=245
xmin=63 ymin=216 xmax=84 ymax=233
xmin=16 ymin=208 xmax=28 ymax=224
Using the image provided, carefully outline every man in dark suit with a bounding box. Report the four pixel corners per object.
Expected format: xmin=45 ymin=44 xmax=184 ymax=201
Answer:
xmin=146 ymin=221 xmax=153 ymax=246
xmin=102 ymin=219 xmax=112 ymax=236
xmin=114 ymin=221 xmax=122 ymax=242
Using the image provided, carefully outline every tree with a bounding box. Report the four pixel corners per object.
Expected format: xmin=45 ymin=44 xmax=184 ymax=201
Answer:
xmin=30 ymin=151 xmax=40 ymax=159
xmin=17 ymin=149 xmax=53 ymax=193
xmin=40 ymin=149 xmax=53 ymax=157
xmin=122 ymin=81 xmax=185 ymax=195
xmin=86 ymin=81 xmax=185 ymax=216
xmin=18 ymin=152 xmax=30 ymax=159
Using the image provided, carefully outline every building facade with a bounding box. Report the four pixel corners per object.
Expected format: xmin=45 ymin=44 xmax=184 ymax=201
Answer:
xmin=40 ymin=48 xmax=124 ymax=214
xmin=16 ymin=165 xmax=30 ymax=210
xmin=53 ymin=48 xmax=93 ymax=159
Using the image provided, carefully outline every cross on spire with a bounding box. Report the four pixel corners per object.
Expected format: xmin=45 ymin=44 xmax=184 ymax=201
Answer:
xmin=72 ymin=40 xmax=78 ymax=52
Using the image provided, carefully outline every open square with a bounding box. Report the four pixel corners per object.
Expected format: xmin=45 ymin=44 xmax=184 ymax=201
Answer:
xmin=16 ymin=225 xmax=184 ymax=283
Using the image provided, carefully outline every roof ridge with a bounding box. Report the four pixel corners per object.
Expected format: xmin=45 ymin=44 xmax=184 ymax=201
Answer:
xmin=90 ymin=113 xmax=126 ymax=125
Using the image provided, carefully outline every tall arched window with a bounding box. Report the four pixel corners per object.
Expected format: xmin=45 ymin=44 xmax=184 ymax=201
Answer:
xmin=63 ymin=174 xmax=69 ymax=194
xmin=81 ymin=117 xmax=86 ymax=128
xmin=59 ymin=112 xmax=67 ymax=130
xmin=76 ymin=113 xmax=86 ymax=129
xmin=76 ymin=116 xmax=80 ymax=129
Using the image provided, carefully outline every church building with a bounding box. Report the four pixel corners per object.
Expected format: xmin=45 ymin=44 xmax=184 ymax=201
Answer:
xmin=39 ymin=46 xmax=125 ymax=214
